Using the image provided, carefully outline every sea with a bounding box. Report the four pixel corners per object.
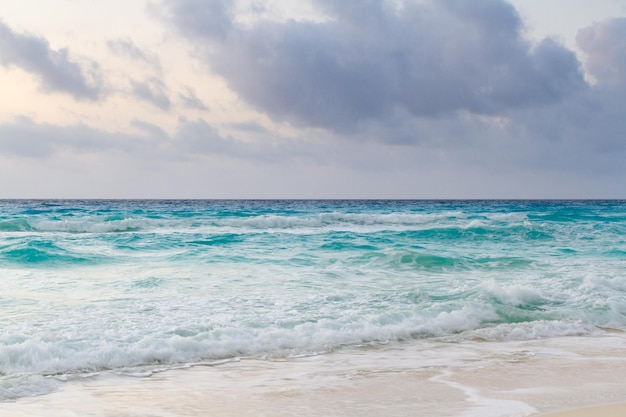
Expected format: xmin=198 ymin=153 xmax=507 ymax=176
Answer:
xmin=1 ymin=199 xmax=625 ymax=415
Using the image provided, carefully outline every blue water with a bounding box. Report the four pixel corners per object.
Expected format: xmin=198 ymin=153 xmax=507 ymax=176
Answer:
xmin=1 ymin=200 xmax=625 ymax=400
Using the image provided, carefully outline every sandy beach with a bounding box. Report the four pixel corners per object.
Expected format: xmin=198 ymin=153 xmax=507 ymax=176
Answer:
xmin=1 ymin=334 xmax=625 ymax=417
xmin=541 ymin=403 xmax=626 ymax=417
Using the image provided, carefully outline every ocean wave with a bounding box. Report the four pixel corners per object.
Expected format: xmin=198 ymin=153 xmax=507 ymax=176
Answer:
xmin=0 ymin=240 xmax=99 ymax=266
xmin=30 ymin=218 xmax=152 ymax=234
xmin=216 ymin=211 xmax=533 ymax=231
xmin=443 ymin=320 xmax=597 ymax=342
xmin=0 ymin=219 xmax=33 ymax=232
xmin=1 ymin=298 xmax=616 ymax=380
xmin=0 ymin=306 xmax=492 ymax=378
xmin=1 ymin=291 xmax=622 ymax=403
xmin=0 ymin=209 xmax=544 ymax=237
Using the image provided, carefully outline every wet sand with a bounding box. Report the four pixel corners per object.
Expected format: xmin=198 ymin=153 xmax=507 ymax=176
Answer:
xmin=1 ymin=335 xmax=625 ymax=417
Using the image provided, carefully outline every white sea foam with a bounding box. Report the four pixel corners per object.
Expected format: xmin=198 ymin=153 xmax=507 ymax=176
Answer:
xmin=30 ymin=218 xmax=158 ymax=234
xmin=443 ymin=320 xmax=597 ymax=342
xmin=487 ymin=212 xmax=529 ymax=222
xmin=0 ymin=302 xmax=538 ymax=382
xmin=465 ymin=219 xmax=488 ymax=229
xmin=483 ymin=281 xmax=548 ymax=306
xmin=12 ymin=209 xmax=537 ymax=238
xmin=0 ymin=372 xmax=65 ymax=401
xmin=431 ymin=371 xmax=537 ymax=417
xmin=227 ymin=211 xmax=468 ymax=232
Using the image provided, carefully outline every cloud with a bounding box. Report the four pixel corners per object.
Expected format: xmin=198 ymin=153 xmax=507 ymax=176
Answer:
xmin=130 ymin=119 xmax=169 ymax=139
xmin=3 ymin=2 xmax=624 ymax=198
xmin=1 ymin=106 xmax=624 ymax=198
xmin=577 ymin=17 xmax=626 ymax=85
xmin=153 ymin=0 xmax=626 ymax=185
xmin=130 ymin=77 xmax=171 ymax=110
xmin=0 ymin=116 xmax=145 ymax=158
xmin=172 ymin=117 xmax=307 ymax=163
xmin=159 ymin=0 xmax=585 ymax=132
xmin=0 ymin=20 xmax=103 ymax=100
xmin=0 ymin=115 xmax=296 ymax=164
xmin=164 ymin=0 xmax=234 ymax=40
xmin=178 ymin=86 xmax=208 ymax=110
xmin=497 ymin=17 xmax=626 ymax=173
xmin=107 ymin=38 xmax=162 ymax=71
xmin=174 ymin=117 xmax=233 ymax=154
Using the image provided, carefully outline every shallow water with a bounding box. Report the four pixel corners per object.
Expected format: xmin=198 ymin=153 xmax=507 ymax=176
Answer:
xmin=1 ymin=334 xmax=626 ymax=416
xmin=1 ymin=200 xmax=625 ymax=402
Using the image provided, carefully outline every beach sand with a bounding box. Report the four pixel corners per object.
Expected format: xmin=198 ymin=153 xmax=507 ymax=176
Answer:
xmin=1 ymin=334 xmax=625 ymax=417
xmin=541 ymin=403 xmax=626 ymax=417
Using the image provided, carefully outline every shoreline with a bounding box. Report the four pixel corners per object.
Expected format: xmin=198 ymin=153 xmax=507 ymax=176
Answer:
xmin=1 ymin=334 xmax=625 ymax=416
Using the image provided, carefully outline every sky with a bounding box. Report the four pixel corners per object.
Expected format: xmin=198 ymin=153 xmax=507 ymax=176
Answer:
xmin=0 ymin=0 xmax=625 ymax=199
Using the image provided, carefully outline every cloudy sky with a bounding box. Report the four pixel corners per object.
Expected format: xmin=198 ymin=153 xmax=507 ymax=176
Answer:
xmin=1 ymin=0 xmax=625 ymax=198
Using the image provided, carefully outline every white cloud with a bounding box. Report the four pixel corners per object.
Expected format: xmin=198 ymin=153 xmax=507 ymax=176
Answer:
xmin=577 ymin=17 xmax=626 ymax=85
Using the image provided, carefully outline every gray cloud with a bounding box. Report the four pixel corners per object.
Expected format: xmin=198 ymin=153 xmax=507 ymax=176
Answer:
xmin=3 ymin=2 xmax=624 ymax=198
xmin=496 ymin=17 xmax=626 ymax=173
xmin=178 ymin=86 xmax=208 ymax=110
xmin=107 ymin=38 xmax=162 ymax=71
xmin=172 ymin=118 xmax=302 ymax=163
xmin=130 ymin=77 xmax=171 ymax=110
xmin=154 ymin=0 xmax=626 ymax=187
xmin=160 ymin=0 xmax=585 ymax=132
xmin=174 ymin=117 xmax=233 ymax=154
xmin=1 ymin=107 xmax=624 ymax=198
xmin=507 ymin=88 xmax=626 ymax=175
xmin=164 ymin=0 xmax=234 ymax=40
xmin=0 ymin=20 xmax=103 ymax=100
xmin=0 ymin=116 xmax=143 ymax=158
xmin=0 ymin=116 xmax=297 ymax=164
xmin=131 ymin=119 xmax=169 ymax=139
xmin=225 ymin=120 xmax=269 ymax=133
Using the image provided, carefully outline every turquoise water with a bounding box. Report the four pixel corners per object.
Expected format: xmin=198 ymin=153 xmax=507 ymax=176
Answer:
xmin=1 ymin=200 xmax=625 ymax=400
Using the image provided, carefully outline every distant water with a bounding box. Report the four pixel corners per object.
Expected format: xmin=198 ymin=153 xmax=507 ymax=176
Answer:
xmin=1 ymin=200 xmax=625 ymax=400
